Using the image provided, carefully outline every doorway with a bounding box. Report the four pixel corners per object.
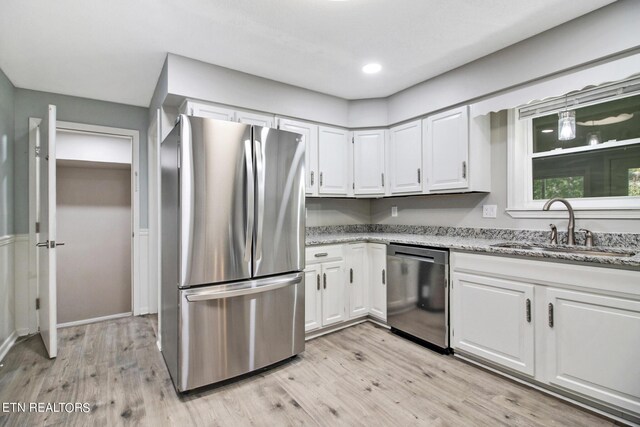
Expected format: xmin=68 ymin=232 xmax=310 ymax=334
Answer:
xmin=28 ymin=118 xmax=140 ymax=339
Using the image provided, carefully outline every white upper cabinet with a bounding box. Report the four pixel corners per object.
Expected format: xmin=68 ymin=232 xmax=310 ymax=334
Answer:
xmin=318 ymin=126 xmax=351 ymax=196
xmin=353 ymin=130 xmax=386 ymax=196
xmin=388 ymin=120 xmax=422 ymax=194
xmin=423 ymin=106 xmax=491 ymax=193
xmin=183 ymin=100 xmax=236 ymax=121
xmin=236 ymin=111 xmax=275 ymax=127
xmin=278 ymin=118 xmax=319 ymax=196
xmin=181 ymin=100 xmax=275 ymax=128
xmin=424 ymin=106 xmax=469 ymax=192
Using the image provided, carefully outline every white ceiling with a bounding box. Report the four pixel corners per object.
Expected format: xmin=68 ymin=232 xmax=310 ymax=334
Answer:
xmin=0 ymin=0 xmax=616 ymax=107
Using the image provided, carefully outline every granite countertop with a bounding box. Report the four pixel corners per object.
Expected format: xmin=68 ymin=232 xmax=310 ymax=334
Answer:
xmin=305 ymin=225 xmax=640 ymax=269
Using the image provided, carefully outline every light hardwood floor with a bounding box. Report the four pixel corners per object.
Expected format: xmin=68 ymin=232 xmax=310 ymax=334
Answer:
xmin=0 ymin=316 xmax=614 ymax=426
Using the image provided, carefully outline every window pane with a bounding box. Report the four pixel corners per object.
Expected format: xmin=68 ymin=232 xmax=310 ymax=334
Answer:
xmin=533 ymin=94 xmax=640 ymax=154
xmin=532 ymin=145 xmax=640 ymax=199
xmin=533 ymin=176 xmax=584 ymax=200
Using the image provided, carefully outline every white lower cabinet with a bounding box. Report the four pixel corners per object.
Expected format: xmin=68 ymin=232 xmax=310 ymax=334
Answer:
xmin=368 ymin=243 xmax=387 ymax=321
xmin=303 ymin=264 xmax=322 ymax=332
xmin=451 ymin=251 xmax=640 ymax=419
xmin=321 ymin=260 xmax=347 ymax=326
xmin=544 ymin=288 xmax=640 ymax=415
xmin=451 ymin=273 xmax=535 ymax=376
xmin=345 ymin=243 xmax=369 ymax=318
xmin=304 ymin=245 xmax=346 ymax=332
xmin=305 ymin=243 xmax=388 ymax=332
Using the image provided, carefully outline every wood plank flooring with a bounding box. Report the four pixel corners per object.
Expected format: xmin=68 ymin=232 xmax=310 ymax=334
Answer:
xmin=0 ymin=315 xmax=614 ymax=426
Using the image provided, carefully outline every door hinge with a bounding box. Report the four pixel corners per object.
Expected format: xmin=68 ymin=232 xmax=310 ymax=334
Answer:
xmin=36 ymin=298 xmax=40 ymax=310
xmin=34 ymin=146 xmax=41 ymax=157
xmin=35 ymin=222 xmax=40 ymax=233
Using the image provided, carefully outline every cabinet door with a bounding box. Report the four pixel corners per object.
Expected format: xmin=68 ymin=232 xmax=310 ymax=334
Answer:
xmin=237 ymin=111 xmax=275 ymax=128
xmin=321 ymin=261 xmax=346 ymax=326
xmin=544 ymin=288 xmax=640 ymax=414
xmin=368 ymin=244 xmax=387 ymax=321
xmin=389 ymin=120 xmax=422 ymax=194
xmin=353 ymin=130 xmax=385 ymax=196
xmin=451 ymin=272 xmax=534 ymax=376
xmin=279 ymin=118 xmax=319 ymax=196
xmin=346 ymin=243 xmax=368 ymax=318
xmin=425 ymin=106 xmax=469 ymax=192
xmin=186 ymin=101 xmax=236 ymax=121
xmin=304 ymin=265 xmax=322 ymax=332
xmin=318 ymin=126 xmax=350 ymax=195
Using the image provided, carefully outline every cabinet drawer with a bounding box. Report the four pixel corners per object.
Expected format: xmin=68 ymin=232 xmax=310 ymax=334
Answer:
xmin=306 ymin=245 xmax=344 ymax=264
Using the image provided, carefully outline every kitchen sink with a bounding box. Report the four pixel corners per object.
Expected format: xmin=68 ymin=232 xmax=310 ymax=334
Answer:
xmin=491 ymin=242 xmax=637 ymax=258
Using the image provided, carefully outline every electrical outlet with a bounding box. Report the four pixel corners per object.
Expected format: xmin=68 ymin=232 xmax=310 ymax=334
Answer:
xmin=482 ymin=204 xmax=497 ymax=218
xmin=391 ymin=206 xmax=398 ymax=217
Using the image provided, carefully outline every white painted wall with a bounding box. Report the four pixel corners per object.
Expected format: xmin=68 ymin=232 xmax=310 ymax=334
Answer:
xmin=166 ymin=54 xmax=350 ymax=127
xmin=57 ymin=130 xmax=132 ymax=165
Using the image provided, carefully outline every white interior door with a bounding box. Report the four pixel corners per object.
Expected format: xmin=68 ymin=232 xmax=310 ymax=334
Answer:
xmin=37 ymin=104 xmax=58 ymax=358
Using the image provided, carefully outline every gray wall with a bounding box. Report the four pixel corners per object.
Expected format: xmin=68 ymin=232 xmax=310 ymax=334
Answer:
xmin=370 ymin=112 xmax=640 ymax=233
xmin=0 ymin=67 xmax=15 ymax=236
xmin=13 ymin=89 xmax=149 ymax=233
xmin=306 ymin=198 xmax=370 ymax=227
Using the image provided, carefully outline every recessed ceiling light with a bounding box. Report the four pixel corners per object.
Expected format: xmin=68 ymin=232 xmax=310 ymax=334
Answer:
xmin=541 ymin=129 xmax=554 ymax=133
xmin=362 ymin=63 xmax=382 ymax=74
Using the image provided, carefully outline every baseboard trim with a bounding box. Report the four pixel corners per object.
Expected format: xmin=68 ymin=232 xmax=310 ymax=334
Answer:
xmin=57 ymin=312 xmax=132 ymax=329
xmin=0 ymin=331 xmax=18 ymax=362
xmin=16 ymin=328 xmax=30 ymax=337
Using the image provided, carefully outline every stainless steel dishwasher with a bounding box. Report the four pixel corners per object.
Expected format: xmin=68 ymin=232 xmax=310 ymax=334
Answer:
xmin=387 ymin=244 xmax=449 ymax=352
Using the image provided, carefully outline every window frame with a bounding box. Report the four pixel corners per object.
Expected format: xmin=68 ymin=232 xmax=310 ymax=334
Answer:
xmin=507 ymin=92 xmax=640 ymax=219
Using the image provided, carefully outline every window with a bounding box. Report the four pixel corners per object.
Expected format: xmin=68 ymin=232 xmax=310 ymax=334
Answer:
xmin=508 ymin=77 xmax=640 ymax=217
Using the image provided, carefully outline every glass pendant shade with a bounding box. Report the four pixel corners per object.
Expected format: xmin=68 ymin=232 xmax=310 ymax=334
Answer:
xmin=558 ymin=110 xmax=576 ymax=141
xmin=587 ymin=131 xmax=601 ymax=146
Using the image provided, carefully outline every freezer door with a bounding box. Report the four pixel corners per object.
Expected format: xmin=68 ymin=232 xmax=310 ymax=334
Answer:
xmin=178 ymin=272 xmax=305 ymax=391
xmin=253 ymin=127 xmax=305 ymax=277
xmin=180 ymin=116 xmax=254 ymax=287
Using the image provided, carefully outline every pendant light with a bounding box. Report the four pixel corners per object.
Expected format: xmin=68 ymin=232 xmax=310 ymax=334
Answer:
xmin=558 ymin=94 xmax=576 ymax=141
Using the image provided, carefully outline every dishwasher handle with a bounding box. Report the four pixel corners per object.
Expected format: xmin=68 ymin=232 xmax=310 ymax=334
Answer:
xmin=392 ymin=252 xmax=435 ymax=264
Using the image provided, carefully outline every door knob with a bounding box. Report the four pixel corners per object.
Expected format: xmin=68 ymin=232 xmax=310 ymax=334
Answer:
xmin=36 ymin=240 xmax=49 ymax=248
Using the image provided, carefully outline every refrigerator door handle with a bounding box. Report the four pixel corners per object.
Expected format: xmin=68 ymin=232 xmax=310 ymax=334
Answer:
xmin=184 ymin=273 xmax=303 ymax=302
xmin=244 ymin=139 xmax=254 ymax=263
xmin=255 ymin=138 xmax=265 ymax=263
xmin=180 ymin=115 xmax=194 ymax=286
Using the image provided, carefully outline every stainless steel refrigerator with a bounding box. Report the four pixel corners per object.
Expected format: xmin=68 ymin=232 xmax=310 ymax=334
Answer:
xmin=161 ymin=115 xmax=305 ymax=392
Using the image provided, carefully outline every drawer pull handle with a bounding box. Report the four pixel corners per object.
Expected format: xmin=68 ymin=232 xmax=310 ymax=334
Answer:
xmin=314 ymin=253 xmax=328 ymax=258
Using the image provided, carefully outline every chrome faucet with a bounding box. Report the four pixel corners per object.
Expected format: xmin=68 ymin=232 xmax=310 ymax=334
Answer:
xmin=543 ymin=198 xmax=576 ymax=245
